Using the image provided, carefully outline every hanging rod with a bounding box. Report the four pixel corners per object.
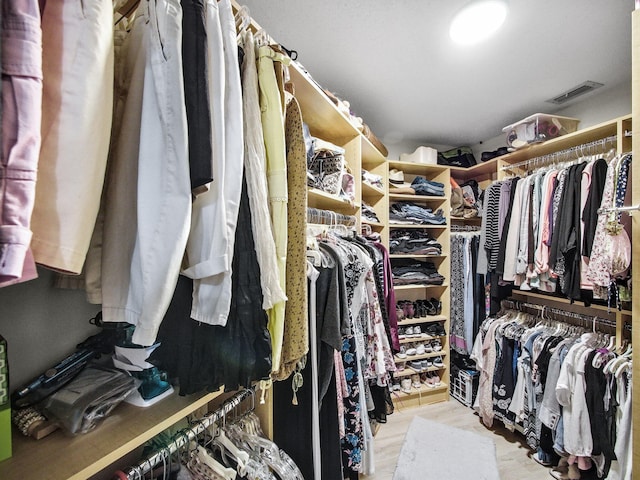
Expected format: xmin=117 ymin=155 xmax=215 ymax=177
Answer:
xmin=121 ymin=388 xmax=255 ymax=480
xmin=451 ymin=224 xmax=481 ymax=232
xmin=500 ymin=299 xmax=617 ymax=330
xmin=306 ymin=207 xmax=357 ymax=226
xmin=500 ymin=135 xmax=617 ymax=172
xmin=597 ymin=204 xmax=640 ymax=215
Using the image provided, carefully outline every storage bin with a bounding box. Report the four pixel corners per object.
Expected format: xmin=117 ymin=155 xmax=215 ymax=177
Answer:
xmin=450 ymin=368 xmax=478 ymax=408
xmin=502 ymin=113 xmax=579 ymax=149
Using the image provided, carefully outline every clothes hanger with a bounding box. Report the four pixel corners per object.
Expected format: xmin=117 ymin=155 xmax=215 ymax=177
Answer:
xmin=195 ymin=444 xmax=237 ymax=480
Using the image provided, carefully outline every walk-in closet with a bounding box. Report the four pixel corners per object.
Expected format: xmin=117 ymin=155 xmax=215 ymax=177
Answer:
xmin=0 ymin=1 xmax=637 ymax=479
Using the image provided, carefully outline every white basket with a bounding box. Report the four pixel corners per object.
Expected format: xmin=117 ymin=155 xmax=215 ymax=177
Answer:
xmin=450 ymin=370 xmax=478 ymax=407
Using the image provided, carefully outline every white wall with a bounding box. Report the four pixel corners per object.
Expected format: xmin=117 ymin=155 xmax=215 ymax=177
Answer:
xmin=470 ymin=82 xmax=631 ymax=160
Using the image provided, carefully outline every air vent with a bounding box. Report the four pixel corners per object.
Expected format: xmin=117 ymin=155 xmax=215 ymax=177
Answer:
xmin=546 ymin=81 xmax=604 ymax=105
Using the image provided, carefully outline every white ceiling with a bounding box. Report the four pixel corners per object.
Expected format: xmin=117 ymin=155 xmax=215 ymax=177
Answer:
xmin=238 ymin=0 xmax=633 ymax=150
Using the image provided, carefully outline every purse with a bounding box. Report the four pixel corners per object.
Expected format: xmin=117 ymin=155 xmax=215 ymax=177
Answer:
xmin=437 ymin=147 xmax=477 ymax=168
xmin=307 ymin=138 xmax=345 ymax=196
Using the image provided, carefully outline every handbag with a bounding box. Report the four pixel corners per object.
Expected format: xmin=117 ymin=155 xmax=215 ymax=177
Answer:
xmin=307 ymin=138 xmax=345 ymax=196
xmin=437 ymin=147 xmax=477 ymax=168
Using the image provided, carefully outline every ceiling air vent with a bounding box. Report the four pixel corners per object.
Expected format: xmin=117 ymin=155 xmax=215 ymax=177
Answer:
xmin=546 ymin=81 xmax=604 ymax=105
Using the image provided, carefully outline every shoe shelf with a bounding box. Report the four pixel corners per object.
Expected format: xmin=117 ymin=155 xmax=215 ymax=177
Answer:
xmin=394 ymin=351 xmax=446 ymax=364
xmin=392 ymin=383 xmax=449 ymax=408
xmin=394 ymin=283 xmax=448 ymax=291
xmin=397 ymin=314 xmax=447 ymax=326
xmin=450 ymin=215 xmax=482 ymax=223
xmin=0 ymin=388 xmax=224 ymax=480
xmin=398 ymin=333 xmax=446 ymax=344
xmin=394 ymin=364 xmax=446 ymax=378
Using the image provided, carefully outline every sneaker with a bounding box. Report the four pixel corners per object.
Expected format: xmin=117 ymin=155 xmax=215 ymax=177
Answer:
xmin=412 ymin=325 xmax=422 ymax=336
xmin=432 ymin=356 xmax=444 ymax=367
xmin=400 ymin=378 xmax=412 ymax=393
xmin=406 ymin=346 xmax=417 ymax=356
xmin=431 ymin=372 xmax=442 ymax=386
xmin=429 ymin=297 xmax=442 ymax=315
xmin=424 ymin=342 xmax=433 ymax=353
xmin=415 ymin=343 xmax=426 ymax=355
xmin=405 ymin=326 xmax=415 ymax=336
xmin=431 ymin=339 xmax=442 ymax=352
xmin=397 ymin=345 xmax=407 ymax=359
xmin=424 ymin=372 xmax=436 ymax=388
xmin=411 ymin=374 xmax=421 ymax=389
xmin=391 ymin=380 xmax=401 ymax=391
xmin=420 ymin=359 xmax=432 ymax=369
xmin=408 ymin=361 xmax=423 ymax=372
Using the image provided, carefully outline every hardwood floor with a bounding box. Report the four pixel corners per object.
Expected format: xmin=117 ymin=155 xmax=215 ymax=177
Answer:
xmin=364 ymin=396 xmax=551 ymax=480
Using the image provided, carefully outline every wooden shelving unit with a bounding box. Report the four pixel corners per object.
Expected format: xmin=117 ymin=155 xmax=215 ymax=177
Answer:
xmin=0 ymin=390 xmax=223 ymax=480
xmin=387 ymin=159 xmax=451 ymax=407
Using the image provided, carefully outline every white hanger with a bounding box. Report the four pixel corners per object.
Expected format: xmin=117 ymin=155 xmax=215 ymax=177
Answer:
xmin=195 ymin=444 xmax=237 ymax=480
xmin=214 ymin=429 xmax=250 ymax=476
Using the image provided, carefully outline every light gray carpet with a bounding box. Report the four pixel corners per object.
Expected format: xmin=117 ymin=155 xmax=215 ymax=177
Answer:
xmin=393 ymin=416 xmax=501 ymax=480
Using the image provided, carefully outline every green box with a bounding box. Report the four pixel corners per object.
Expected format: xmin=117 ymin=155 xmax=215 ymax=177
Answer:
xmin=0 ymin=407 xmax=11 ymax=462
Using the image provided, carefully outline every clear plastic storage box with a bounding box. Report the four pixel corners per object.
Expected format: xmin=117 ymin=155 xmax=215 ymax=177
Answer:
xmin=502 ymin=113 xmax=580 ymax=149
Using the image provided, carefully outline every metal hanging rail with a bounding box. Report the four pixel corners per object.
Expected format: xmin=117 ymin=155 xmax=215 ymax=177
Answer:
xmin=499 ymin=135 xmax=618 ymax=173
xmin=306 ymin=207 xmax=357 ymax=226
xmin=121 ymin=388 xmax=255 ymax=480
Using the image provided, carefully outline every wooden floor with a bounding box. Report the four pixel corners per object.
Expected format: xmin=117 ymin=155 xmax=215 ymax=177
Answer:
xmin=364 ymin=396 xmax=552 ymax=480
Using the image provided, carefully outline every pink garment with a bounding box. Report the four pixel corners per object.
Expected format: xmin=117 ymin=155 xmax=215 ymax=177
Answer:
xmin=0 ymin=0 xmax=42 ymax=287
xmin=334 ymin=349 xmax=348 ymax=439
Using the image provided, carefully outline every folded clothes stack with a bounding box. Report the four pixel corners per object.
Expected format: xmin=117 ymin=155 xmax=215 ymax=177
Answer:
xmin=411 ymin=176 xmax=445 ymax=196
xmin=390 ymin=229 xmax=442 ymax=255
xmin=389 ymin=202 xmax=446 ymax=225
xmin=362 ymin=202 xmax=380 ymax=223
xmin=392 ymin=259 xmax=445 ymax=286
xmin=362 ymin=169 xmax=384 ymax=190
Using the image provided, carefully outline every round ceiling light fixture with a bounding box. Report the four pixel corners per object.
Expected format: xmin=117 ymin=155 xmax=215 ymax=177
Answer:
xmin=449 ymin=0 xmax=508 ymax=45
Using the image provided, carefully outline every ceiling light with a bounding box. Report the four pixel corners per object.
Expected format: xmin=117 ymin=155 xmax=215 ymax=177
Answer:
xmin=450 ymin=0 xmax=508 ymax=46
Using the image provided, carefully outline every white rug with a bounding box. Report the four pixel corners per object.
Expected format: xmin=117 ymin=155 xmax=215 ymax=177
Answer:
xmin=393 ymin=416 xmax=501 ymax=480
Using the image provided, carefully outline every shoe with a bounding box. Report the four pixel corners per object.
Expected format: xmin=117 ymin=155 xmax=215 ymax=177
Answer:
xmin=432 ymin=356 xmax=444 ymax=367
xmin=409 ymin=361 xmax=423 ymax=372
xmin=411 ymin=374 xmax=421 ymax=389
xmin=405 ymin=326 xmax=415 ymax=336
xmin=397 ymin=346 xmax=408 ymax=359
xmin=404 ymin=301 xmax=415 ymax=319
xmin=424 ymin=372 xmax=436 ymax=387
xmin=400 ymin=378 xmax=412 ymax=393
xmin=413 ymin=325 xmax=422 ymax=336
xmin=431 ymin=372 xmax=442 ymax=386
xmin=391 ymin=380 xmax=401 ymax=391
xmin=398 ymin=327 xmax=407 ymax=339
xmin=406 ymin=347 xmax=417 ymax=356
xmin=424 ymin=342 xmax=433 ymax=353
xmin=415 ymin=343 xmax=426 ymax=355
xmin=396 ymin=305 xmax=405 ymax=321
xmin=431 ymin=339 xmax=442 ymax=352
xmin=429 ymin=298 xmax=442 ymax=315
xmin=421 ymin=359 xmax=432 ymax=369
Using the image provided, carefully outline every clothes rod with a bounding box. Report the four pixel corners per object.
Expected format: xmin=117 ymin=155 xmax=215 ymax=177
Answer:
xmin=597 ymin=204 xmax=640 ymax=215
xmin=120 ymin=388 xmax=255 ymax=480
xmin=306 ymin=207 xmax=357 ymax=226
xmin=500 ymin=135 xmax=617 ymax=172
xmin=501 ymin=299 xmax=617 ymax=330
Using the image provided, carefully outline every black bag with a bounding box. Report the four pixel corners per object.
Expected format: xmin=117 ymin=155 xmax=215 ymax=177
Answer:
xmin=437 ymin=147 xmax=477 ymax=168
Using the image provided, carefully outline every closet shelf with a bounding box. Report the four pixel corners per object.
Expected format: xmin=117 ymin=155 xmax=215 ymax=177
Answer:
xmin=362 ymin=182 xmax=385 ymax=196
xmin=394 ymin=351 xmax=447 ymax=363
xmin=288 ymin=62 xmax=361 ymax=146
xmin=0 ymin=389 xmax=223 ymax=480
xmin=362 ymin=220 xmax=384 ymax=228
xmin=389 ymin=193 xmax=446 ymax=202
xmin=389 ymin=254 xmax=445 ymax=259
xmin=307 ymin=188 xmax=360 ymax=212
xmin=399 ymin=334 xmax=446 ymax=344
xmin=361 ymin=136 xmax=387 ymax=166
xmin=394 ymin=283 xmax=448 ymax=291
xmin=396 ymin=315 xmax=447 ymax=326
xmin=387 ymin=160 xmax=448 ymax=177
xmin=393 ymin=366 xmax=448 ymax=378
xmin=449 ymin=158 xmax=499 ymax=182
xmin=450 ymin=215 xmax=482 ymax=223
xmin=388 ymin=224 xmax=448 ymax=230
xmin=510 ymin=290 xmax=632 ymax=316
